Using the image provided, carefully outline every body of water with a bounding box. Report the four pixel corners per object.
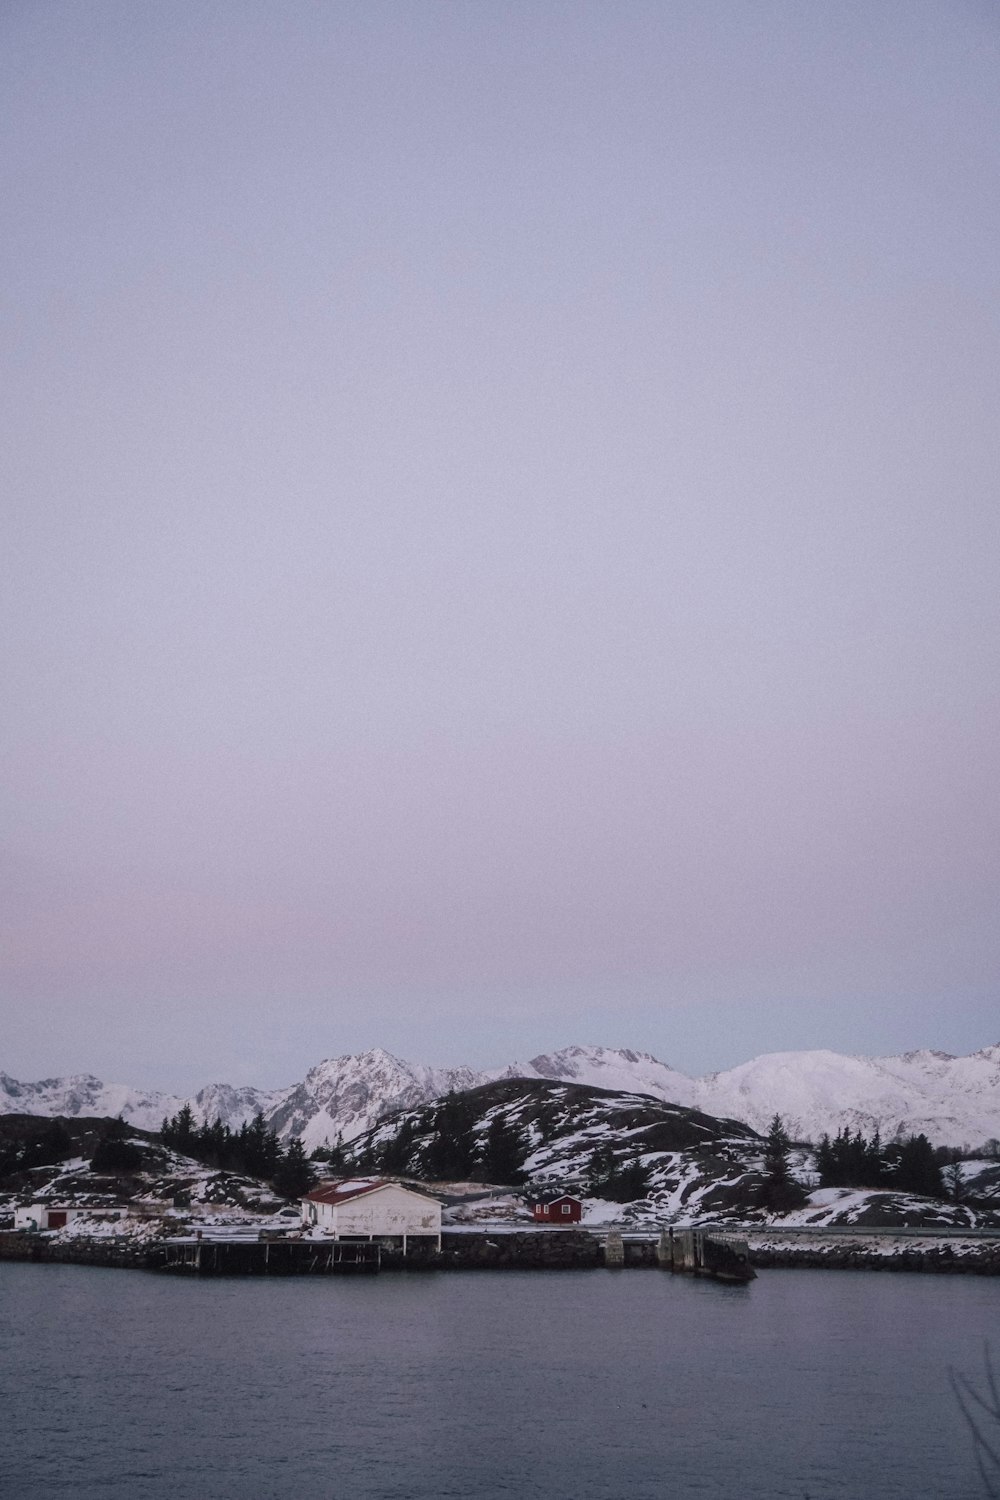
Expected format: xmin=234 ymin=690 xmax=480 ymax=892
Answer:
xmin=1 ymin=1262 xmax=996 ymax=1498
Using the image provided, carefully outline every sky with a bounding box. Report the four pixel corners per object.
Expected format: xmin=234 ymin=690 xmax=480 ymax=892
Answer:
xmin=2 ymin=1 xmax=998 ymax=1093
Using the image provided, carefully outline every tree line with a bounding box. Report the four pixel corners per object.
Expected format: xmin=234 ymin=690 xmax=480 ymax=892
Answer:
xmin=347 ymin=1095 xmax=654 ymax=1199
xmin=815 ymin=1127 xmax=944 ymax=1197
xmin=348 ymin=1093 xmax=530 ymax=1184
xmin=160 ymin=1105 xmax=315 ymax=1198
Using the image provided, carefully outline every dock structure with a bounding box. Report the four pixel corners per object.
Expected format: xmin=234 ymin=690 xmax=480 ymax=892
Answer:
xmin=159 ymin=1236 xmax=381 ymax=1276
xmin=603 ymin=1229 xmax=625 ymax=1267
xmin=658 ymin=1227 xmax=755 ymax=1282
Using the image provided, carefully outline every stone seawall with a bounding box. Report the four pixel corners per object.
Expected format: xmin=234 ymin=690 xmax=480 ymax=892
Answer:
xmin=749 ymin=1237 xmax=1000 ymax=1275
xmin=0 ymin=1230 xmax=153 ymax=1270
xmin=4 ymin=1228 xmax=999 ymax=1275
xmin=439 ymin=1231 xmax=657 ymax=1269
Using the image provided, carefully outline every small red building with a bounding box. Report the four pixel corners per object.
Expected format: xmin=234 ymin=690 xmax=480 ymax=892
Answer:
xmin=531 ymin=1194 xmax=582 ymax=1224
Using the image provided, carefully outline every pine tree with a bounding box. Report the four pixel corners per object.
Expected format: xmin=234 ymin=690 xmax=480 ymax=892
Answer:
xmin=272 ymin=1137 xmax=315 ymax=1199
xmin=586 ymin=1143 xmax=616 ymax=1196
xmin=327 ymin=1132 xmax=348 ymax=1174
xmin=240 ymin=1111 xmax=277 ymax=1178
xmin=612 ymin=1157 xmax=651 ymax=1203
xmin=891 ymin=1133 xmax=944 ymax=1198
xmin=584 ymin=1142 xmax=649 ymax=1202
xmin=90 ymin=1118 xmax=142 ymax=1173
xmin=165 ymin=1103 xmax=196 ymax=1154
xmin=943 ymin=1160 xmax=964 ymax=1202
xmin=816 ymin=1133 xmax=835 ymax=1185
xmin=758 ymin=1114 xmax=808 ymax=1212
xmin=380 ymin=1116 xmax=419 ymax=1175
xmin=423 ymin=1092 xmax=480 ymax=1180
xmin=479 ymin=1113 xmax=527 ymax=1185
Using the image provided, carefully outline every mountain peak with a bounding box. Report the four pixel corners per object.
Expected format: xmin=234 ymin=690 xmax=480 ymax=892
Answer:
xmin=3 ymin=1040 xmax=999 ymax=1151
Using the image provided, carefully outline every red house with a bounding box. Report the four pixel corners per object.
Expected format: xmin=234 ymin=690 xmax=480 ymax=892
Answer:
xmin=531 ymin=1194 xmax=582 ymax=1224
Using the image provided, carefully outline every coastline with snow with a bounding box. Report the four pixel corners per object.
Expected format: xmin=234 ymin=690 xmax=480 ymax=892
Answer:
xmin=4 ymin=1219 xmax=1000 ymax=1276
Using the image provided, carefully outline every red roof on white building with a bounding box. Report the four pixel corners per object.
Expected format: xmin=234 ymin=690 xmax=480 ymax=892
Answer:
xmin=304 ymin=1178 xmax=440 ymax=1207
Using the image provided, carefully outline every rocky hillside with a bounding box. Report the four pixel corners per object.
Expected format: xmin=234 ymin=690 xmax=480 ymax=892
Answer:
xmin=264 ymin=1051 xmax=481 ymax=1149
xmin=0 ymin=1113 xmax=288 ymax=1230
xmin=347 ymin=1077 xmax=773 ymax=1222
xmin=342 ymin=1079 xmax=1000 ymax=1228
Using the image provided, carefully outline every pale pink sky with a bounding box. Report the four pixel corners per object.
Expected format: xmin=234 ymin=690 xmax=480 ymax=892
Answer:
xmin=2 ymin=2 xmax=998 ymax=1091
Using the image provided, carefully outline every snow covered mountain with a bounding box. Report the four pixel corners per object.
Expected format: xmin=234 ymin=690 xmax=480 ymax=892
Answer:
xmin=0 ymin=1049 xmax=484 ymax=1153
xmin=0 ymin=1072 xmax=188 ymax=1131
xmin=263 ymin=1049 xmax=482 ymax=1153
xmin=511 ymin=1045 xmax=698 ymax=1105
xmin=513 ymin=1043 xmax=1000 ymax=1148
xmin=0 ymin=1071 xmax=283 ymax=1137
xmin=3 ymin=1041 xmax=999 ymax=1150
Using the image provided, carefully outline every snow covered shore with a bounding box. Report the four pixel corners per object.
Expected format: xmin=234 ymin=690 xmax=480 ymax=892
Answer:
xmin=747 ymin=1228 xmax=1000 ymax=1274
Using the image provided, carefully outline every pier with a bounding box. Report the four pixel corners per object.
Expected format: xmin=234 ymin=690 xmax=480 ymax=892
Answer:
xmin=657 ymin=1227 xmax=755 ymax=1282
xmin=159 ymin=1235 xmax=381 ymax=1275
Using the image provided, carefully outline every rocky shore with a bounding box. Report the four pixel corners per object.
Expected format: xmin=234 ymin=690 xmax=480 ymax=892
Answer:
xmin=748 ymin=1231 xmax=1000 ymax=1275
xmin=4 ymin=1226 xmax=999 ymax=1275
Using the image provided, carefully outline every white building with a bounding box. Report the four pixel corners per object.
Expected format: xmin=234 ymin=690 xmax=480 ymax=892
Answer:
xmin=301 ymin=1179 xmax=442 ymax=1254
xmin=14 ymin=1203 xmax=127 ymax=1231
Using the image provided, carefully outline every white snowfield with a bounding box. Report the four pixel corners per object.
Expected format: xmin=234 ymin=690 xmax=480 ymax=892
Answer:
xmin=3 ymin=1040 xmax=999 ymax=1150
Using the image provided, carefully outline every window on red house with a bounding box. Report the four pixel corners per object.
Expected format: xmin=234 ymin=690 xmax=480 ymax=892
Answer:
xmin=561 ymin=1204 xmax=571 ymax=1215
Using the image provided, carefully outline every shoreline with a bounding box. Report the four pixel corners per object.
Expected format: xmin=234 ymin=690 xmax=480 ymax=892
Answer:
xmin=4 ymin=1226 xmax=1000 ymax=1276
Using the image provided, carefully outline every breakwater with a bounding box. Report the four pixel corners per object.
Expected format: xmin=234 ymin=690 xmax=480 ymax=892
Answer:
xmin=748 ymin=1232 xmax=1000 ymax=1274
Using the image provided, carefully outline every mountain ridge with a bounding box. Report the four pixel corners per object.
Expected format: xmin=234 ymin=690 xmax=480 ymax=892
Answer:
xmin=4 ymin=1041 xmax=1000 ymax=1150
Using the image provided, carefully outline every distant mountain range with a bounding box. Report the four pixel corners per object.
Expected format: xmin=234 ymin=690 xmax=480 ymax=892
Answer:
xmin=2 ymin=1041 xmax=999 ymax=1150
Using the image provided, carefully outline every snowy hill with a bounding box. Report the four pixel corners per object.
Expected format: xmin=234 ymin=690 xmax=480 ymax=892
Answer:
xmin=3 ymin=1041 xmax=1000 ymax=1150
xmin=351 ymin=1077 xmax=769 ymax=1224
xmin=691 ymin=1045 xmax=1000 ymax=1147
xmin=511 ymin=1043 xmax=1000 ymax=1149
xmin=511 ymin=1045 xmax=698 ymax=1105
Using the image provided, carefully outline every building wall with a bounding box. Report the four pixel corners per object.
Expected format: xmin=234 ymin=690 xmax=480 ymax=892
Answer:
xmin=308 ymin=1185 xmax=441 ymax=1238
xmin=13 ymin=1205 xmax=126 ymax=1230
xmin=533 ymin=1199 xmax=582 ymax=1223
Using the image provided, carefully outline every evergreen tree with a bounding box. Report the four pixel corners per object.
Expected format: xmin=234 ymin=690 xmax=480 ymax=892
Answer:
xmin=586 ymin=1143 xmax=616 ymax=1197
xmin=423 ymin=1092 xmax=480 ymax=1180
xmin=889 ymin=1133 xmax=944 ymax=1197
xmin=91 ymin=1117 xmax=142 ymax=1172
xmin=379 ymin=1116 xmax=419 ymax=1175
xmin=90 ymin=1135 xmax=143 ymax=1172
xmin=585 ymin=1142 xmax=650 ymax=1202
xmin=165 ymin=1103 xmax=196 ymax=1155
xmin=479 ymin=1113 xmax=527 ymax=1185
xmin=610 ymin=1157 xmax=651 ymax=1203
xmin=943 ymin=1160 xmax=965 ymax=1202
xmin=239 ymin=1111 xmax=283 ymax=1178
xmin=817 ymin=1125 xmax=887 ymax=1189
xmin=39 ymin=1120 xmax=73 ymax=1166
xmin=327 ymin=1132 xmax=348 ymax=1174
xmin=272 ymin=1137 xmax=315 ymax=1198
xmin=757 ymin=1114 xmax=808 ymax=1212
xmin=816 ymin=1132 xmax=835 ymax=1185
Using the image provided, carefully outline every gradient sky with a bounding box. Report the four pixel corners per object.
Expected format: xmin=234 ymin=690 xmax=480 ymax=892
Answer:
xmin=3 ymin=1 xmax=998 ymax=1092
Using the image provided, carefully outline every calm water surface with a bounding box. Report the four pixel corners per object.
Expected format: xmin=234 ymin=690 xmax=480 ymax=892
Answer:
xmin=1 ymin=1262 xmax=997 ymax=1499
